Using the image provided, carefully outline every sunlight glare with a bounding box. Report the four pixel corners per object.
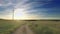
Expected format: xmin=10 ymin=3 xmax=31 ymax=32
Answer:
xmin=14 ymin=8 xmax=28 ymax=20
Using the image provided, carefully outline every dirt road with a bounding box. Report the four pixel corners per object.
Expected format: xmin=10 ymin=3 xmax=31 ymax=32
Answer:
xmin=12 ymin=24 xmax=34 ymax=34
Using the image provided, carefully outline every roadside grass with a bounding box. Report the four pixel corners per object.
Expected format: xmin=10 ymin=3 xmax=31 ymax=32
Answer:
xmin=28 ymin=21 xmax=60 ymax=34
xmin=0 ymin=19 xmax=25 ymax=34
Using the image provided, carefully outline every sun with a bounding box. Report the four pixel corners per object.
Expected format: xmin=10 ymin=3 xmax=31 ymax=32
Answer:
xmin=14 ymin=8 xmax=28 ymax=20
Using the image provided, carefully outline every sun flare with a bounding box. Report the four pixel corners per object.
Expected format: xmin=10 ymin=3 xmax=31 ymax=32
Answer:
xmin=14 ymin=8 xmax=28 ymax=20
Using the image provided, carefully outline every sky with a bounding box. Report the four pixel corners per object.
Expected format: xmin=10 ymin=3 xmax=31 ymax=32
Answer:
xmin=0 ymin=0 xmax=60 ymax=20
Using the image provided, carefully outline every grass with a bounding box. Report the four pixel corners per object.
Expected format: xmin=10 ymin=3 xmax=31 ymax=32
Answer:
xmin=0 ymin=19 xmax=25 ymax=34
xmin=28 ymin=20 xmax=60 ymax=34
xmin=0 ymin=19 xmax=60 ymax=34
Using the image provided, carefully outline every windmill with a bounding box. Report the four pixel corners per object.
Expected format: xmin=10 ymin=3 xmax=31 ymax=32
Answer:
xmin=12 ymin=7 xmax=15 ymax=20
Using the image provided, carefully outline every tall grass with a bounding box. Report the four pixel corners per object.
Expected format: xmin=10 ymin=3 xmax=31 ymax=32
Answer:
xmin=0 ymin=20 xmax=25 ymax=34
xmin=28 ymin=21 xmax=60 ymax=34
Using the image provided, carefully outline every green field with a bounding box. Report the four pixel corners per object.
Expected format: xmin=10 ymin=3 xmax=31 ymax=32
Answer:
xmin=0 ymin=19 xmax=25 ymax=34
xmin=28 ymin=20 xmax=60 ymax=34
xmin=0 ymin=19 xmax=60 ymax=34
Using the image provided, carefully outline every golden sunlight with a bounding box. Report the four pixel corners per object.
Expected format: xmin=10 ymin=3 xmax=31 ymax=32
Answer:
xmin=1 ymin=8 xmax=39 ymax=20
xmin=14 ymin=8 xmax=28 ymax=20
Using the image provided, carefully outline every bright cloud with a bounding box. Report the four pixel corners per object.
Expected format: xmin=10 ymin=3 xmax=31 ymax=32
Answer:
xmin=0 ymin=0 xmax=60 ymax=20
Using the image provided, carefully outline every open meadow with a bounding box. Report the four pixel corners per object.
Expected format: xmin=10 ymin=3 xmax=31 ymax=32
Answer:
xmin=0 ymin=19 xmax=60 ymax=34
xmin=0 ymin=19 xmax=26 ymax=34
xmin=27 ymin=20 xmax=60 ymax=34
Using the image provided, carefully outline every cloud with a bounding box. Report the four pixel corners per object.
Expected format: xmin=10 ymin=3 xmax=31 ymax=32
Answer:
xmin=0 ymin=0 xmax=60 ymax=19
